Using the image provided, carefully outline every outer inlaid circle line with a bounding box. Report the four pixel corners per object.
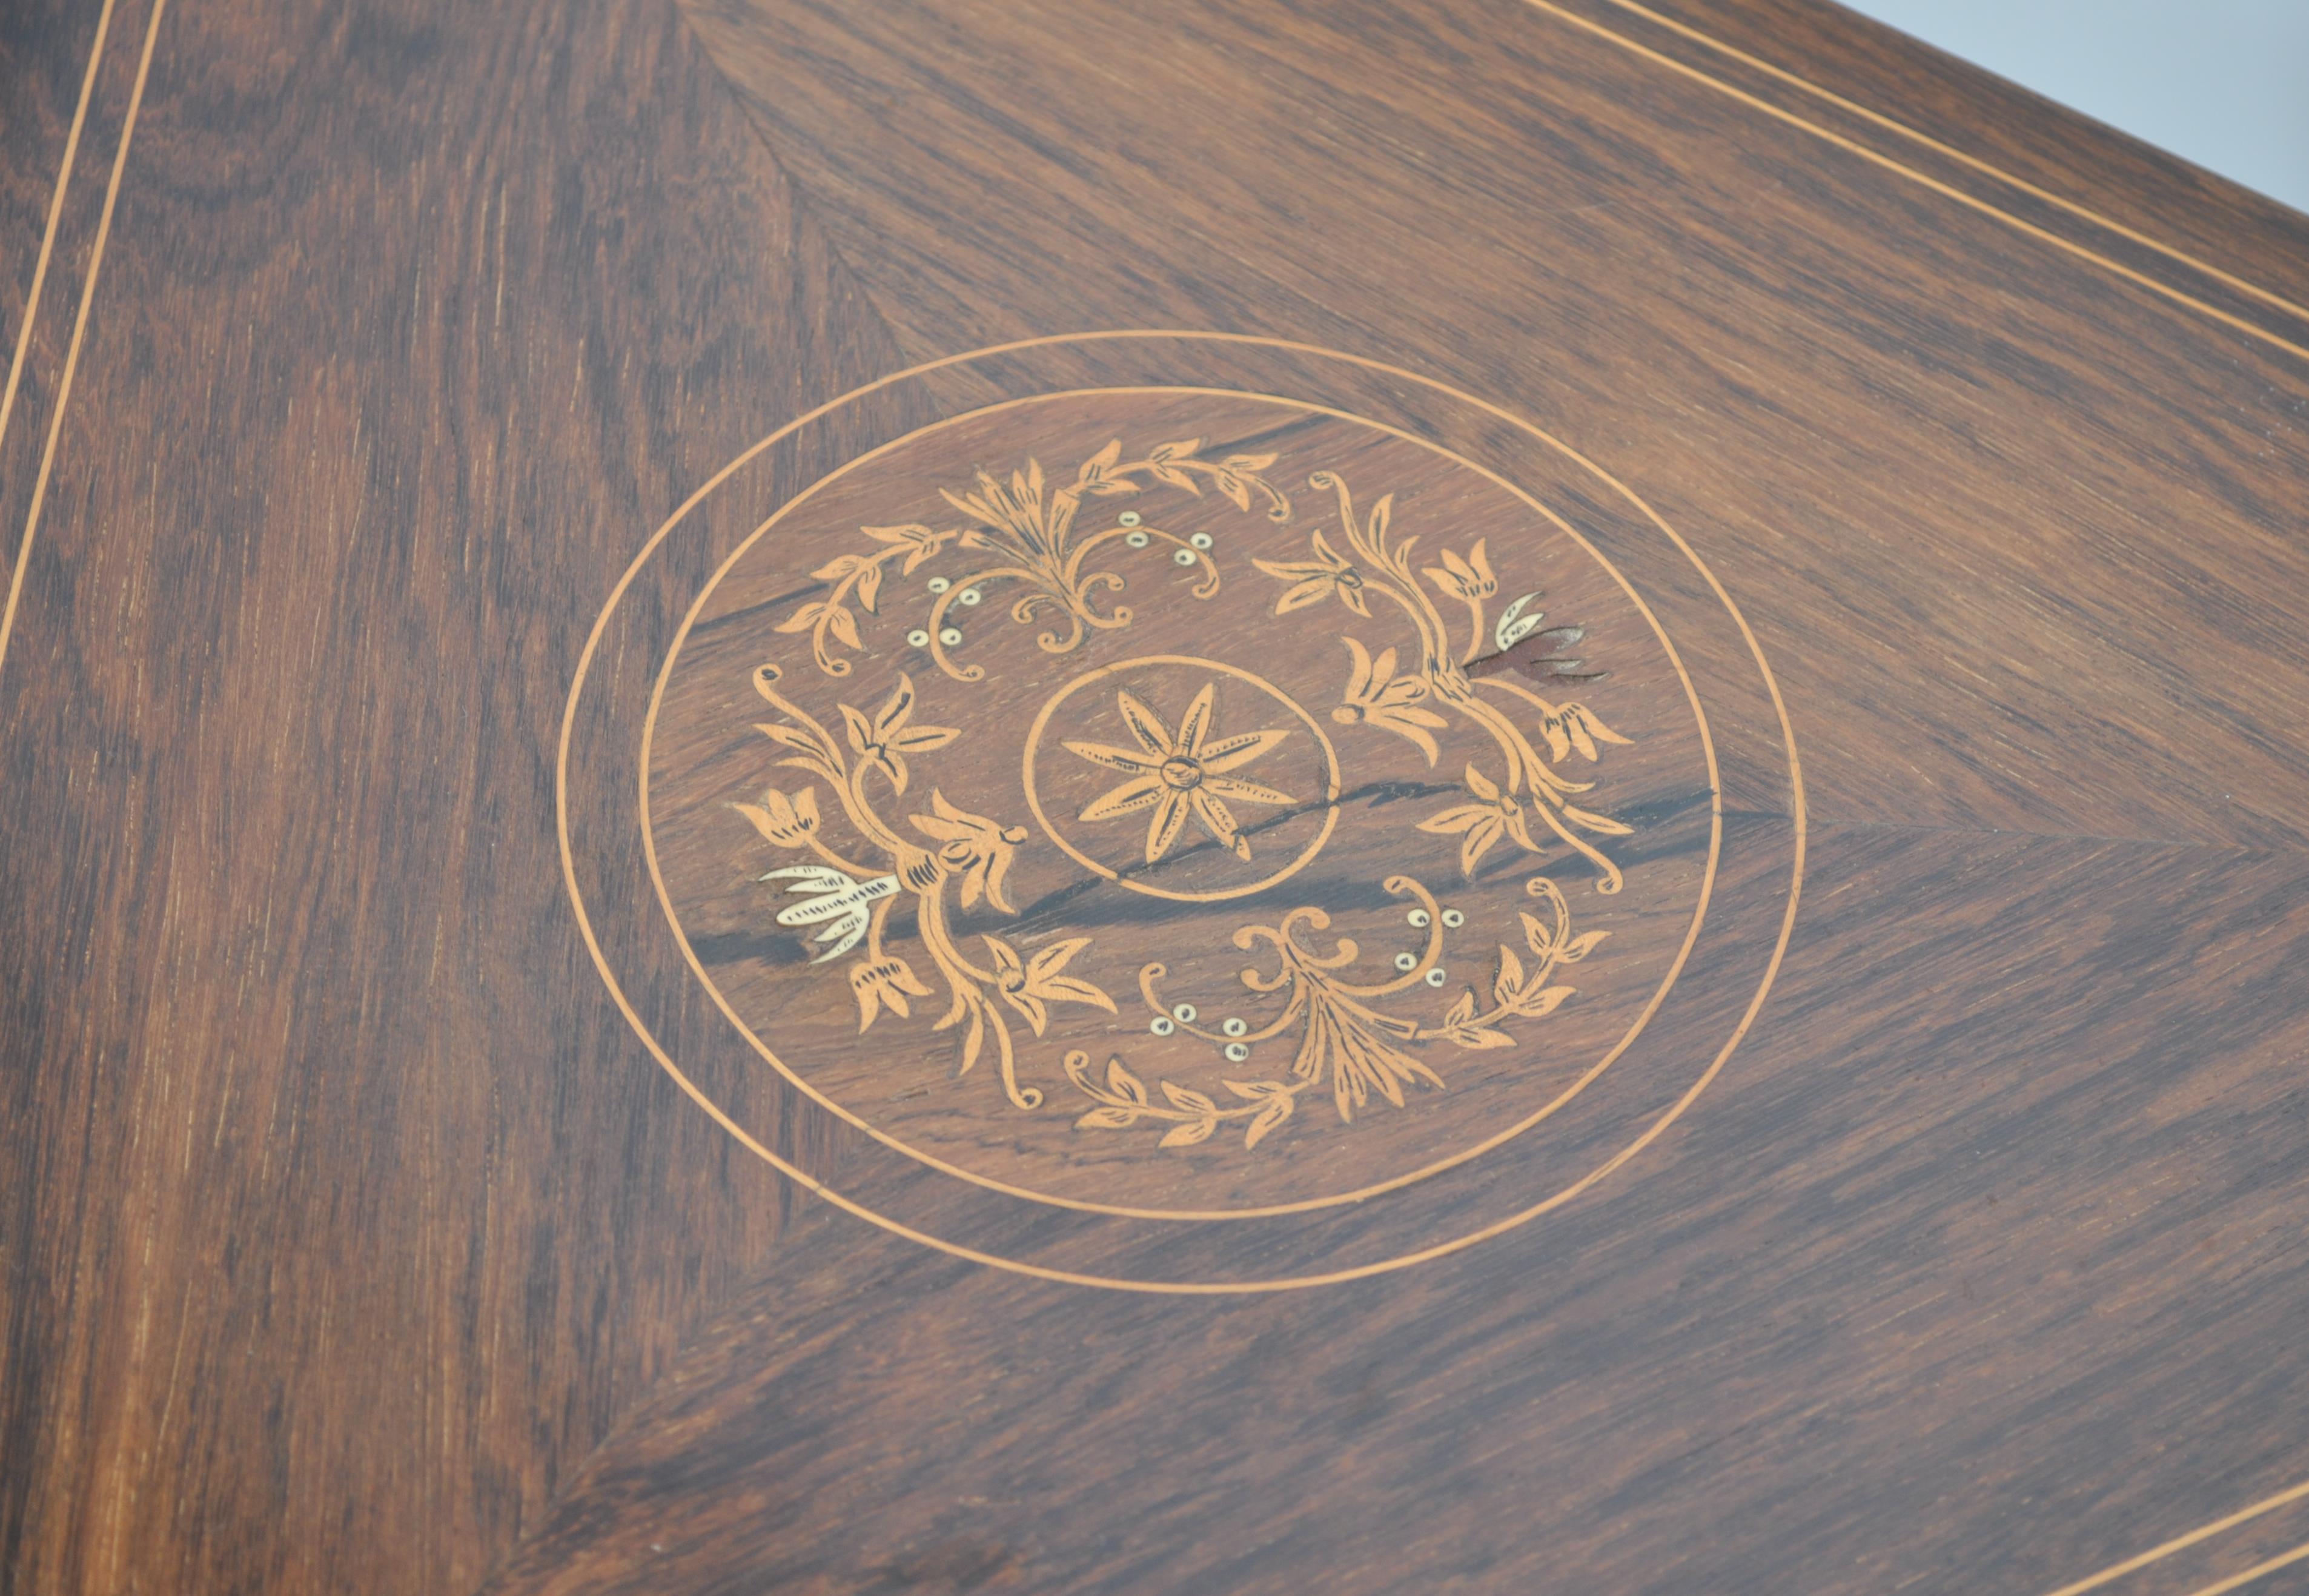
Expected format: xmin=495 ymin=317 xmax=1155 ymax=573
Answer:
xmin=557 ymin=329 xmax=1807 ymax=1290
xmin=639 ymin=385 xmax=1720 ymax=1221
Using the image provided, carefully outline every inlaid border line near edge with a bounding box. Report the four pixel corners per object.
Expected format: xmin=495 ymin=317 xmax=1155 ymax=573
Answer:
xmin=0 ymin=0 xmax=119 ymax=488
xmin=1514 ymin=8 xmax=2309 ymax=1592
xmin=2041 ymin=1474 xmax=2309 ymax=1596
xmin=555 ymin=329 xmax=1808 ymax=1293
xmin=2187 ymin=1537 xmax=2309 ymax=1596
xmin=0 ymin=0 xmax=173 ymax=695
xmin=1586 ymin=0 xmax=2309 ymax=329
xmin=1519 ymin=0 xmax=2309 ymax=370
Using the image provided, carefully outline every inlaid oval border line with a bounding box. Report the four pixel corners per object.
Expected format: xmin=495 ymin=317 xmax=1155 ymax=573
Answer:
xmin=639 ymin=385 xmax=1720 ymax=1221
xmin=0 ymin=0 xmax=174 ymax=696
xmin=557 ymin=330 xmax=1809 ymax=1293
xmin=1528 ymin=0 xmax=2309 ymax=368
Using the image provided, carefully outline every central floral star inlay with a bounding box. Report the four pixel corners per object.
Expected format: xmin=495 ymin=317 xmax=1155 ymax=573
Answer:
xmin=1064 ymin=683 xmax=1296 ymax=864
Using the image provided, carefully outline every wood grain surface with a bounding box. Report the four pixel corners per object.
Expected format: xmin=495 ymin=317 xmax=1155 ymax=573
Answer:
xmin=2 ymin=0 xmax=2305 ymax=1591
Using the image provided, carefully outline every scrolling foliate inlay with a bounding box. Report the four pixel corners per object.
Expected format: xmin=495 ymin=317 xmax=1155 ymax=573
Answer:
xmin=735 ymin=440 xmax=1638 ymax=1157
xmin=1068 ymin=873 xmax=1604 ymax=1152
xmin=741 ymin=664 xmax=1111 ymax=1111
xmin=778 ymin=438 xmax=1290 ymax=681
xmin=1262 ymin=471 xmax=1634 ymax=893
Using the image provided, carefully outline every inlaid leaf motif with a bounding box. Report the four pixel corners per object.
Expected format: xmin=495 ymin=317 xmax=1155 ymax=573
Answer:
xmin=1105 ymin=1058 xmax=1148 ymax=1107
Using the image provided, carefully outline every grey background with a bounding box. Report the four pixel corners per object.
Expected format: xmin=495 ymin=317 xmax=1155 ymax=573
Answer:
xmin=1841 ymin=0 xmax=2309 ymax=214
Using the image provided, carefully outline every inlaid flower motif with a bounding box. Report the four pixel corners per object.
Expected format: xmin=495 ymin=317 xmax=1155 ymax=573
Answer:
xmin=1331 ymin=637 xmax=1449 ymax=764
xmin=1064 ymin=683 xmax=1296 ymax=864
xmin=1422 ymin=538 xmax=1497 ymax=604
xmin=1416 ymin=763 xmax=1539 ymax=876
xmin=836 ymin=674 xmax=958 ymax=794
xmin=941 ymin=459 xmax=1065 ymax=555
xmin=906 ymin=790 xmax=1027 ymax=912
xmin=849 ymin=953 xmax=933 ymax=1031
xmin=735 ymin=785 xmax=821 ymax=849
xmin=1252 ymin=528 xmax=1368 ymax=617
xmin=981 ymin=935 xmax=1116 ymax=1035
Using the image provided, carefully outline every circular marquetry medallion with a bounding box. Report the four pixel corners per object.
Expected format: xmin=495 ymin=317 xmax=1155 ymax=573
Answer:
xmin=563 ymin=334 xmax=1802 ymax=1290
